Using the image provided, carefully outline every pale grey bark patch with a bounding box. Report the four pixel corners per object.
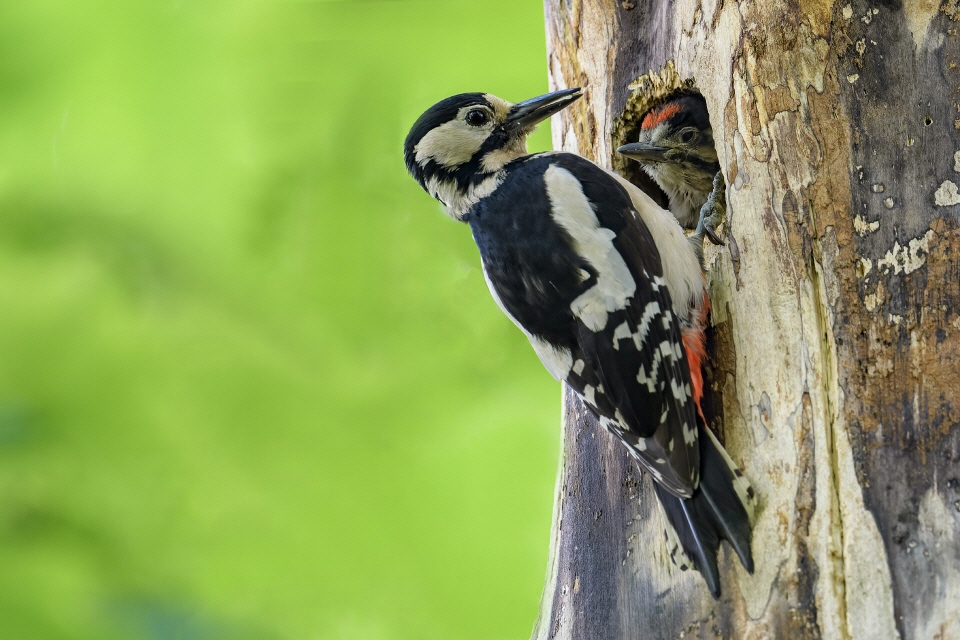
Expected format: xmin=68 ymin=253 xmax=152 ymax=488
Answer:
xmin=535 ymin=1 xmax=960 ymax=638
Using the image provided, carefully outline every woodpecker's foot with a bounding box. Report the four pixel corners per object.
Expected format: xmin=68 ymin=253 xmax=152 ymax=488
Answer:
xmin=696 ymin=171 xmax=726 ymax=247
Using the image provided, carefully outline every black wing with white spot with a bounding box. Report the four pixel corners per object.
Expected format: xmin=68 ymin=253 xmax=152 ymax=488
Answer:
xmin=551 ymin=154 xmax=700 ymax=498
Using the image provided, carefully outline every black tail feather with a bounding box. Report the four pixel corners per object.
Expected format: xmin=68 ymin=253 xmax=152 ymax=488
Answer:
xmin=678 ymin=496 xmax=721 ymax=597
xmin=653 ymin=422 xmax=754 ymax=598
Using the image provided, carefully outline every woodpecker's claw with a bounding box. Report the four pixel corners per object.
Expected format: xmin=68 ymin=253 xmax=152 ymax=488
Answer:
xmin=703 ymin=225 xmax=724 ymax=247
xmin=696 ymin=171 xmax=726 ymax=247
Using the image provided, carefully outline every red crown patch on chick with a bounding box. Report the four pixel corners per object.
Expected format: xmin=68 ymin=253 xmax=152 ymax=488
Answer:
xmin=640 ymin=101 xmax=683 ymax=129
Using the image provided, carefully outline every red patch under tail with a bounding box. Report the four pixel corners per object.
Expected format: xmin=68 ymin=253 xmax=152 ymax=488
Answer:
xmin=681 ymin=293 xmax=711 ymax=422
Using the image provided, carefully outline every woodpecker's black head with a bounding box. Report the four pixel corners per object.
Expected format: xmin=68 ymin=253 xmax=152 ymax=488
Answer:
xmin=617 ymin=94 xmax=720 ymax=224
xmin=404 ymin=88 xmax=581 ymax=219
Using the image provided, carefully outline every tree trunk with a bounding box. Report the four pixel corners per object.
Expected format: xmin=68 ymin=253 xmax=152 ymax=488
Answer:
xmin=534 ymin=1 xmax=960 ymax=638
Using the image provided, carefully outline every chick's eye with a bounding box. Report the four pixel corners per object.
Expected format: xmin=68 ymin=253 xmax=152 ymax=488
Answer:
xmin=680 ymin=130 xmax=697 ymax=143
xmin=465 ymin=109 xmax=488 ymax=126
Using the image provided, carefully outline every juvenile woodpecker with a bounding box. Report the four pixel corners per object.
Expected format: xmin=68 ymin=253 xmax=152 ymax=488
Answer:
xmin=404 ymin=89 xmax=754 ymax=597
xmin=617 ymin=92 xmax=726 ymax=246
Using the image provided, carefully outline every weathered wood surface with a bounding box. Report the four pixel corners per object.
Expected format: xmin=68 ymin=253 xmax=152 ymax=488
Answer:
xmin=535 ymin=1 xmax=960 ymax=638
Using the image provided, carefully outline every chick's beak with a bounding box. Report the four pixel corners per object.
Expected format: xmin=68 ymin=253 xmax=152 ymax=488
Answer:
xmin=617 ymin=142 xmax=671 ymax=163
xmin=506 ymin=88 xmax=582 ymax=133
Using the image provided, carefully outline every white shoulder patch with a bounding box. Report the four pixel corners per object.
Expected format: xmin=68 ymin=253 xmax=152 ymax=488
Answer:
xmin=543 ymin=165 xmax=637 ymax=331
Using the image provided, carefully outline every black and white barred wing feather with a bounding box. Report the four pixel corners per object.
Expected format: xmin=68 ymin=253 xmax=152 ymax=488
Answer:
xmin=543 ymin=155 xmax=701 ymax=498
xmin=546 ymin=157 xmax=754 ymax=593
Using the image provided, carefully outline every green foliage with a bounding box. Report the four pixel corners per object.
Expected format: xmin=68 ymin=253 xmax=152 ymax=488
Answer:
xmin=0 ymin=2 xmax=559 ymax=638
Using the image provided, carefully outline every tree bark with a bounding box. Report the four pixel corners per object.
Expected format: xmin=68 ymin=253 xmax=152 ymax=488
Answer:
xmin=534 ymin=1 xmax=960 ymax=638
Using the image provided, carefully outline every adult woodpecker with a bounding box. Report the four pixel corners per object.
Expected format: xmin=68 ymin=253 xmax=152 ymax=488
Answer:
xmin=617 ymin=92 xmax=726 ymax=247
xmin=404 ymin=88 xmax=754 ymax=597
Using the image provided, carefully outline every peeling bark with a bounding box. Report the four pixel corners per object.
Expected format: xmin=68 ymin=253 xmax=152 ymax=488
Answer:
xmin=535 ymin=1 xmax=960 ymax=638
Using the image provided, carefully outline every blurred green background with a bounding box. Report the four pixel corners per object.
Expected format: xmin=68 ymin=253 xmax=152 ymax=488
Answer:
xmin=0 ymin=1 xmax=560 ymax=638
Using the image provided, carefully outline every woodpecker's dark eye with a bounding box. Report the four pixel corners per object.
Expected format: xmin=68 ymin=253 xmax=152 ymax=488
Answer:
xmin=465 ymin=109 xmax=489 ymax=127
xmin=680 ymin=130 xmax=697 ymax=144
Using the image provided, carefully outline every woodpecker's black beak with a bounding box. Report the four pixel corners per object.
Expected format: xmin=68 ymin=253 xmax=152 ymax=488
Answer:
xmin=617 ymin=142 xmax=671 ymax=163
xmin=507 ymin=88 xmax=582 ymax=132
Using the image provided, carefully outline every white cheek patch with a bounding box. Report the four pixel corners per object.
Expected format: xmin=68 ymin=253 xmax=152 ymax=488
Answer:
xmin=415 ymin=117 xmax=488 ymax=169
xmin=543 ymin=165 xmax=637 ymax=332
